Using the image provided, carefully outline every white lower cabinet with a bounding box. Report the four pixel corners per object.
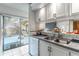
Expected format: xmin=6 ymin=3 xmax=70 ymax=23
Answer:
xmin=39 ymin=40 xmax=69 ymax=56
xmin=39 ymin=40 xmax=50 ymax=56
xmin=39 ymin=40 xmax=79 ymax=56
xmin=50 ymin=44 xmax=69 ymax=56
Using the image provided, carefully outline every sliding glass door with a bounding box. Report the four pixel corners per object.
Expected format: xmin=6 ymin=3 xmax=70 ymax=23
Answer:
xmin=3 ymin=16 xmax=21 ymax=51
xmin=2 ymin=16 xmax=29 ymax=51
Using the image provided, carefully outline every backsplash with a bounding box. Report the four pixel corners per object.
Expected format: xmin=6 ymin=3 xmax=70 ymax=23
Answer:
xmin=45 ymin=22 xmax=56 ymax=31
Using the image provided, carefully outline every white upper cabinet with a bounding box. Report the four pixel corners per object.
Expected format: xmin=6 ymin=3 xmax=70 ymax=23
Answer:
xmin=56 ymin=3 xmax=65 ymax=17
xmin=72 ymin=3 xmax=79 ymax=13
xmin=46 ymin=4 xmax=53 ymax=19
xmin=39 ymin=7 xmax=46 ymax=22
xmin=35 ymin=3 xmax=72 ymax=22
xmin=35 ymin=10 xmax=40 ymax=23
xmin=56 ymin=3 xmax=71 ymax=17
xmin=46 ymin=3 xmax=56 ymax=20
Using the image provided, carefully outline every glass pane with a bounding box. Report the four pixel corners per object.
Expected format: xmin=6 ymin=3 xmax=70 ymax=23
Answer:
xmin=3 ymin=16 xmax=20 ymax=51
xmin=20 ymin=18 xmax=29 ymax=46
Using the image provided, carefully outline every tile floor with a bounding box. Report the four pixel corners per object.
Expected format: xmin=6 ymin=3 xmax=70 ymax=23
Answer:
xmin=1 ymin=45 xmax=30 ymax=56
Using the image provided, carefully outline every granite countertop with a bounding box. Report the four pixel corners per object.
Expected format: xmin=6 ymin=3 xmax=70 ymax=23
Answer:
xmin=32 ymin=35 xmax=79 ymax=52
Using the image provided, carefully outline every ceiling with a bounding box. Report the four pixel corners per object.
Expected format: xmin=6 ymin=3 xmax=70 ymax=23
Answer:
xmin=0 ymin=3 xmax=48 ymax=11
xmin=0 ymin=3 xmax=47 ymax=17
xmin=0 ymin=3 xmax=29 ymax=12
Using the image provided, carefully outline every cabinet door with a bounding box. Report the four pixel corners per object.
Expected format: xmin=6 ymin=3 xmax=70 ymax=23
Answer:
xmin=70 ymin=51 xmax=79 ymax=56
xmin=39 ymin=8 xmax=46 ymax=22
xmin=50 ymin=44 xmax=69 ymax=56
xmin=47 ymin=4 xmax=54 ymax=19
xmin=39 ymin=40 xmax=50 ymax=56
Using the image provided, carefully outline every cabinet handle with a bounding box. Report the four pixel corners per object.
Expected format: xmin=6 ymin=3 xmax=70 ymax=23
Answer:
xmin=48 ymin=46 xmax=52 ymax=52
xmin=50 ymin=47 xmax=52 ymax=52
xmin=69 ymin=52 xmax=71 ymax=56
xmin=48 ymin=46 xmax=50 ymax=52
